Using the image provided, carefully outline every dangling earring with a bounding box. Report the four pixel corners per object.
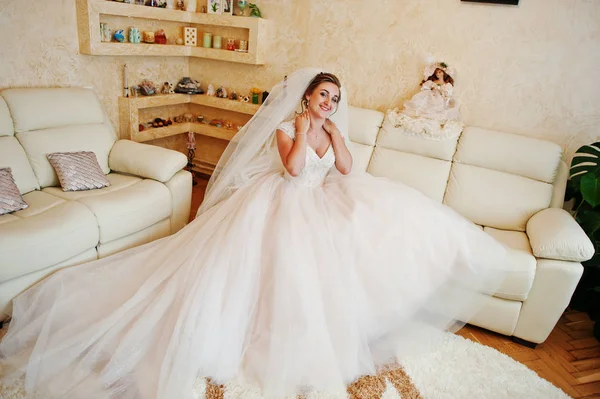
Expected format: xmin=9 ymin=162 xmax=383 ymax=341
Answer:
xmin=296 ymin=98 xmax=308 ymax=115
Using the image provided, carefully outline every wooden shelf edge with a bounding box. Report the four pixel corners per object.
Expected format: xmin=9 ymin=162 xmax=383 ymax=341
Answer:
xmin=94 ymin=1 xmax=192 ymax=22
xmin=92 ymin=0 xmax=266 ymax=30
xmin=134 ymin=122 xmax=191 ymax=142
xmin=120 ymin=94 xmax=261 ymax=115
xmin=190 ymin=123 xmax=238 ymax=141
xmin=88 ymin=43 xmax=262 ymax=64
xmin=190 ymin=95 xmax=260 ymax=115
xmin=120 ymin=93 xmax=191 ymax=107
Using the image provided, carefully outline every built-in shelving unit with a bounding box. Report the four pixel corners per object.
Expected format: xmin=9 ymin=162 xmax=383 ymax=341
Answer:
xmin=119 ymin=93 xmax=261 ymax=174
xmin=75 ymin=0 xmax=268 ymax=64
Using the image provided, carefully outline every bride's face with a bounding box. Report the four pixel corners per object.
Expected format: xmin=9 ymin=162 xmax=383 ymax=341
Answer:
xmin=306 ymin=82 xmax=340 ymax=119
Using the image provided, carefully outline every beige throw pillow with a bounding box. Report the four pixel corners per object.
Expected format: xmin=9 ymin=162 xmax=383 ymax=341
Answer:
xmin=0 ymin=167 xmax=29 ymax=215
xmin=47 ymin=151 xmax=110 ymax=192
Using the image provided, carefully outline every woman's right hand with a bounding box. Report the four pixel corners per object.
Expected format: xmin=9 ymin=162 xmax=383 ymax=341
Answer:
xmin=295 ymin=110 xmax=310 ymax=135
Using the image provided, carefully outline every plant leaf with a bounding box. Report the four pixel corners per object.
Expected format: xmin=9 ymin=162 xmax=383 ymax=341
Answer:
xmin=581 ymin=173 xmax=600 ymax=207
xmin=570 ymin=142 xmax=600 ymax=185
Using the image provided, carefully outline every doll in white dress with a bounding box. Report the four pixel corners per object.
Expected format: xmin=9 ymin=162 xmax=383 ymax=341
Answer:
xmin=388 ymin=61 xmax=463 ymax=140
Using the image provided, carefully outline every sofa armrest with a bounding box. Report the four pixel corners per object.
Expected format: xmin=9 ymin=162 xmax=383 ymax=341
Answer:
xmin=109 ymin=140 xmax=187 ymax=183
xmin=526 ymin=208 xmax=594 ymax=262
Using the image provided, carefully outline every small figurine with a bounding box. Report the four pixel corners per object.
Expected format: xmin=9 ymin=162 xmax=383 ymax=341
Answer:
xmin=129 ymin=27 xmax=141 ymax=44
xmin=209 ymin=119 xmax=223 ymax=128
xmin=229 ymin=91 xmax=238 ymax=101
xmin=240 ymin=95 xmax=250 ymax=103
xmin=262 ymin=91 xmax=269 ymax=103
xmin=176 ymin=37 xmax=184 ymax=45
xmin=154 ymin=29 xmax=167 ymax=44
xmin=249 ymin=2 xmax=262 ymax=17
xmin=197 ymin=115 xmax=204 ymax=123
xmin=139 ymin=79 xmax=157 ymax=96
xmin=183 ymin=113 xmax=194 ymax=122
xmin=206 ymin=84 xmax=216 ymax=97
xmin=216 ymin=86 xmax=228 ymax=98
xmin=151 ymin=117 xmax=169 ymax=128
xmin=176 ymin=0 xmax=185 ymax=10
xmin=100 ymin=23 xmax=111 ymax=42
xmin=113 ymin=29 xmax=125 ymax=43
xmin=143 ymin=31 xmax=155 ymax=43
xmin=175 ymin=77 xmax=203 ymax=94
xmin=161 ymin=82 xmax=175 ymax=94
xmin=224 ymin=120 xmax=233 ymax=130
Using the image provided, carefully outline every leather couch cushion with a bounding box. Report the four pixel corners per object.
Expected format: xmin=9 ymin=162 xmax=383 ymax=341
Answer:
xmin=348 ymin=106 xmax=383 ymax=146
xmin=2 ymin=88 xmax=107 ymax=133
xmin=0 ymin=136 xmax=39 ymax=194
xmin=0 ymin=191 xmax=99 ymax=282
xmin=45 ymin=173 xmax=171 ymax=244
xmin=378 ymin=116 xmax=460 ymax=161
xmin=43 ymin=173 xmax=141 ymax=200
xmin=368 ymin=147 xmax=451 ymax=202
xmin=16 ymin=124 xmax=116 ymax=188
xmin=444 ymin=163 xmax=553 ymax=231
xmin=455 ymin=127 xmax=562 ymax=183
xmin=527 ymin=208 xmax=594 ymax=262
xmin=484 ymin=227 xmax=537 ymax=301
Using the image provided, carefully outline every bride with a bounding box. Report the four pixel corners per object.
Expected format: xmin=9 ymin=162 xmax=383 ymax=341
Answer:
xmin=0 ymin=68 xmax=510 ymax=399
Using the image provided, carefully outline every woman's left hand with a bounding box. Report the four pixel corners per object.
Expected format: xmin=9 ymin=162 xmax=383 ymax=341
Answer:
xmin=323 ymin=119 xmax=341 ymax=136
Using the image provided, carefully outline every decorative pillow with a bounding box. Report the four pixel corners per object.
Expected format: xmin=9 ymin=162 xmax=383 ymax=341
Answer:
xmin=0 ymin=167 xmax=29 ymax=215
xmin=47 ymin=151 xmax=110 ymax=192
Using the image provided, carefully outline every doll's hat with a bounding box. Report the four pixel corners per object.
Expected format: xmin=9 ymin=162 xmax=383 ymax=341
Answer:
xmin=423 ymin=62 xmax=456 ymax=80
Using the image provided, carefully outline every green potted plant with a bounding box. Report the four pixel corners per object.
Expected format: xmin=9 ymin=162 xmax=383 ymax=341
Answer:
xmin=566 ymin=142 xmax=600 ymax=341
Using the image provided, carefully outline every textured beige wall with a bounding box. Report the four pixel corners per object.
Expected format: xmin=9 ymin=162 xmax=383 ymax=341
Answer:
xmin=0 ymin=0 xmax=188 ymax=141
xmin=1 ymin=0 xmax=598 ymax=160
xmin=191 ymin=0 xmax=600 ymax=160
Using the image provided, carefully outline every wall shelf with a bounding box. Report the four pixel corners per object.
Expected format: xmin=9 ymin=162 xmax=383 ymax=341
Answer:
xmin=75 ymin=0 xmax=268 ymax=64
xmin=119 ymin=94 xmax=260 ymax=173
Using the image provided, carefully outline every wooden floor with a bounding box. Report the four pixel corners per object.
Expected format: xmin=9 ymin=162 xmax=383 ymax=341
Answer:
xmin=189 ymin=174 xmax=600 ymax=398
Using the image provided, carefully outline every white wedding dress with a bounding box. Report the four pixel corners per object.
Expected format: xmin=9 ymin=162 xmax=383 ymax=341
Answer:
xmin=0 ymin=123 xmax=511 ymax=398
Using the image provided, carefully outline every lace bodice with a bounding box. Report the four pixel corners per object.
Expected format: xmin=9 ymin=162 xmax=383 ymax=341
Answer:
xmin=277 ymin=121 xmax=336 ymax=187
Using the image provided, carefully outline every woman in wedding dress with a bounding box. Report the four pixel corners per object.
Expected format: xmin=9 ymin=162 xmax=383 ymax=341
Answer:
xmin=0 ymin=68 xmax=510 ymax=399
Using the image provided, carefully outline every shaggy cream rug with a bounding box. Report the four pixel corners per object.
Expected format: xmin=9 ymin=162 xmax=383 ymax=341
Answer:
xmin=0 ymin=324 xmax=570 ymax=399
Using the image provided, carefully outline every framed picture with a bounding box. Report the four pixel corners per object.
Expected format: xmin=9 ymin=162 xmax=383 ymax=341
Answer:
xmin=221 ymin=0 xmax=233 ymax=15
xmin=461 ymin=0 xmax=519 ymax=5
xmin=208 ymin=0 xmax=221 ymax=14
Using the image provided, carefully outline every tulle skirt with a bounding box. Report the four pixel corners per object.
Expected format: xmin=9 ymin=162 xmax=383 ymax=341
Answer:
xmin=0 ymin=170 xmax=510 ymax=399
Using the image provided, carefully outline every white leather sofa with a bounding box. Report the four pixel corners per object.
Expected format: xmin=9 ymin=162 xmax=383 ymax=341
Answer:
xmin=0 ymin=88 xmax=192 ymax=321
xmin=347 ymin=106 xmax=594 ymax=346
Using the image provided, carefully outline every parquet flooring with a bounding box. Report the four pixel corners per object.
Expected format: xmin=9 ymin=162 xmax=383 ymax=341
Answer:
xmin=190 ymin=173 xmax=600 ymax=399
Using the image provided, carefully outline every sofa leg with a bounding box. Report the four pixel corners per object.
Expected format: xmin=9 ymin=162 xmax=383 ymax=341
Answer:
xmin=511 ymin=336 xmax=538 ymax=349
